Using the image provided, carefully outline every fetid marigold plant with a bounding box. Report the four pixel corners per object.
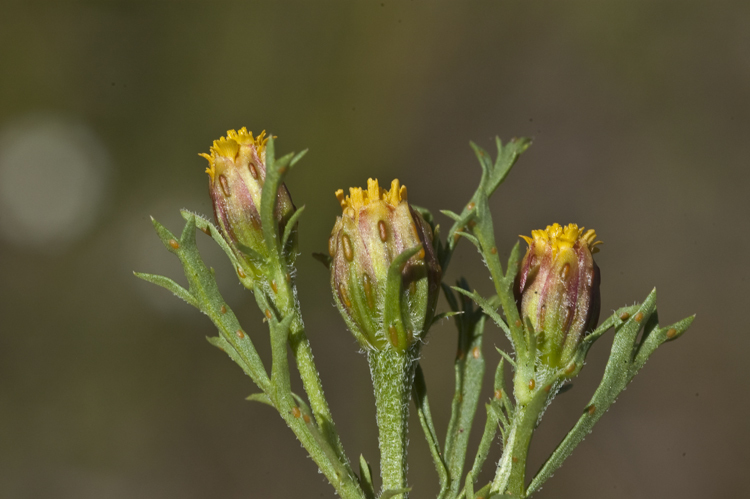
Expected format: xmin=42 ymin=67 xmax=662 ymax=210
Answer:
xmin=136 ymin=128 xmax=694 ymax=499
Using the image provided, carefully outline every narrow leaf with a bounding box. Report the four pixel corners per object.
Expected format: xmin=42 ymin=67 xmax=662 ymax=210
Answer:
xmin=440 ymin=209 xmax=463 ymax=222
xmin=431 ymin=311 xmax=461 ymax=326
xmin=359 ymin=455 xmax=376 ymax=499
xmin=455 ymin=230 xmax=482 ymax=250
xmin=527 ymin=290 xmax=672 ymax=495
xmin=451 ymin=287 xmax=512 ymax=341
xmin=444 ymin=309 xmax=487 ymax=497
xmin=181 ymin=210 xmax=242 ymax=271
xmin=150 ymin=216 xmax=179 ymax=253
xmin=133 ymin=272 xmax=197 ymax=307
xmin=413 ymin=364 xmax=449 ymax=493
xmin=486 ymin=136 xmax=532 ymax=196
xmin=635 ymin=314 xmax=694 ymax=370
xmin=246 ymin=393 xmax=274 ymax=406
xmin=495 ymin=347 xmax=516 ymax=369
xmin=468 ymin=403 xmax=500 ymax=490
xmin=282 ymin=204 xmax=306 ymax=251
xmin=290 ymin=148 xmax=308 ymax=167
xmin=469 ymin=141 xmax=493 ymax=175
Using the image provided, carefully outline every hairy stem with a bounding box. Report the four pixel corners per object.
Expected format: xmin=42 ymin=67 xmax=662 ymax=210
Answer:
xmin=275 ymin=268 xmax=353 ymax=472
xmin=369 ymin=349 xmax=415 ymax=498
xmin=490 ymin=386 xmax=548 ymax=497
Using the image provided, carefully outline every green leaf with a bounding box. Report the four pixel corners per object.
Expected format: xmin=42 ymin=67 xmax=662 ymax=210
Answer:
xmin=439 ymin=209 xmax=463 ymax=222
xmin=133 ymin=272 xmax=197 ymax=307
xmin=587 ymin=304 xmax=639 ymax=344
xmin=451 ymin=287 xmax=512 ymax=343
xmin=486 ymin=137 xmax=532 ymax=197
xmin=145 ymin=210 xmax=360 ymax=497
xmin=181 ymin=210 xmax=262 ymax=289
xmin=181 ymin=211 xmax=233 ymax=261
xmin=413 ymin=364 xmax=449 ymax=494
xmin=527 ymin=289 xmax=694 ymax=496
xmin=281 ymin=205 xmax=305 ymax=252
xmin=469 ymin=142 xmax=493 ymax=176
xmin=495 ymin=347 xmax=516 ymax=369
xmin=290 ymin=148 xmax=308 ymax=167
xmin=359 ymin=455 xmax=376 ymax=499
xmin=455 ymin=230 xmax=481 ymax=250
xmin=466 ymin=358 xmax=513 ymax=499
xmin=278 ymin=151 xmax=296 ymax=168
xmin=437 ymin=139 xmax=532 ymax=394
xmin=443 ymin=281 xmax=488 ymax=498
xmin=467 ymin=403 xmax=499 ymax=495
xmin=430 ymin=310 xmax=461 ymax=326
xmin=246 ymin=393 xmax=274 ymax=406
xmin=439 ymin=136 xmax=530 ymax=274
xmin=635 ymin=314 xmax=694 ymax=368
xmin=463 ymin=473 xmax=474 ymax=499
xmin=297 ymin=398 xmax=353 ymax=486
xmin=140 ymin=215 xmax=271 ymax=393
xmin=149 ymin=216 xmax=179 ymax=253
xmin=206 ymin=334 xmax=269 ymax=394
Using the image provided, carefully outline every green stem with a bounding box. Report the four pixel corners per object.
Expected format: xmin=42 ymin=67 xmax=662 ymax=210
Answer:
xmin=368 ymin=349 xmax=415 ymax=498
xmin=490 ymin=384 xmax=549 ymax=497
xmin=275 ymin=270 xmax=354 ymax=474
xmin=275 ymin=391 xmax=365 ymax=499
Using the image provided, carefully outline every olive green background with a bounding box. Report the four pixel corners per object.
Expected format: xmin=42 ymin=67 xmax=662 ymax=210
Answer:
xmin=1 ymin=2 xmax=746 ymax=498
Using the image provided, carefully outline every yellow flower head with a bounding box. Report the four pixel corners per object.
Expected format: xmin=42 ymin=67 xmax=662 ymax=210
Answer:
xmin=329 ymin=177 xmax=440 ymax=352
xmin=200 ymin=127 xmax=297 ymax=284
xmin=199 ymin=128 xmax=268 ymax=181
xmin=335 ymin=178 xmax=408 ymax=218
xmin=520 ymin=223 xmax=602 ymax=254
xmin=516 ymin=222 xmax=602 ymax=369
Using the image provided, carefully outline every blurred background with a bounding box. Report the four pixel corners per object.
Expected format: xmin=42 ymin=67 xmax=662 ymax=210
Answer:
xmin=1 ymin=2 xmax=747 ymax=498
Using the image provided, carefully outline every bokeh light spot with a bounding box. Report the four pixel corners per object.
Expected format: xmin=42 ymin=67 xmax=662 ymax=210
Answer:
xmin=0 ymin=114 xmax=111 ymax=250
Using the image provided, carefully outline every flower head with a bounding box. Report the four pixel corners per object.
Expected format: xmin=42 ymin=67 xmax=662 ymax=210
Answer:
xmin=330 ymin=179 xmax=441 ymax=352
xmin=201 ymin=128 xmax=296 ymax=281
xmin=516 ymin=223 xmax=601 ymax=370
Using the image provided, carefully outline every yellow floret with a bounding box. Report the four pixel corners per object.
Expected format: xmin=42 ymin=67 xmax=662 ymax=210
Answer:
xmin=520 ymin=223 xmax=602 ymax=253
xmin=200 ymin=128 xmax=269 ymax=181
xmin=335 ymin=178 xmax=408 ymax=213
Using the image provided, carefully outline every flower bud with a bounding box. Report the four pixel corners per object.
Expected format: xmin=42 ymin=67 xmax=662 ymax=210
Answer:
xmin=330 ymin=179 xmax=441 ymax=352
xmin=200 ymin=128 xmax=297 ymax=280
xmin=515 ymin=223 xmax=601 ymax=369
